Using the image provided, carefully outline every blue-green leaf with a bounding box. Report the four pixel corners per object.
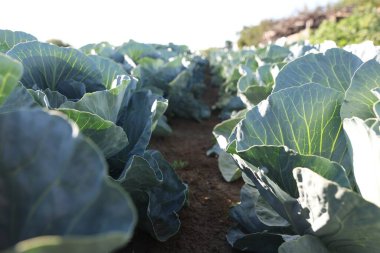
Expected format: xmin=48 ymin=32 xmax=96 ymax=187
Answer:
xmin=61 ymin=84 xmax=127 ymax=123
xmin=227 ymin=183 xmax=292 ymax=251
xmin=218 ymin=151 xmax=241 ymax=182
xmin=256 ymin=45 xmax=291 ymax=63
xmin=116 ymin=40 xmax=160 ymax=63
xmin=0 ymin=53 xmax=36 ymax=113
xmin=7 ymin=41 xmax=104 ymax=99
xmin=0 ymin=53 xmax=23 ymax=105
xmin=0 ymin=29 xmax=36 ymax=53
xmin=237 ymin=147 xmax=351 ymax=197
xmin=294 ymin=167 xmax=380 ymax=253
xmin=167 ymin=71 xmax=210 ymax=121
xmin=236 ymin=83 xmax=349 ymax=171
xmin=108 ymin=90 xmax=164 ymax=177
xmin=341 ymin=59 xmax=380 ymax=120
xmin=88 ymin=55 xmax=126 ymax=89
xmin=213 ymin=112 xmax=246 ymax=150
xmin=279 ymin=235 xmax=329 ymax=253
xmin=274 ymin=48 xmax=362 ymax=93
xmin=57 ymin=108 xmax=128 ymax=158
xmin=80 ymin=42 xmax=115 ymax=58
xmin=118 ymin=151 xmax=188 ymax=241
xmin=0 ymin=109 xmax=136 ymax=252
xmin=28 ymin=89 xmax=68 ymax=108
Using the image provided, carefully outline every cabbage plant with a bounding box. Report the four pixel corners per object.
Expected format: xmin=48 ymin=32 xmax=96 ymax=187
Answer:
xmin=82 ymin=39 xmax=210 ymax=123
xmin=0 ymin=52 xmax=137 ymax=253
xmin=0 ymin=30 xmax=188 ymax=248
xmin=217 ymin=47 xmax=380 ymax=252
xmin=208 ymin=44 xmax=313 ymax=182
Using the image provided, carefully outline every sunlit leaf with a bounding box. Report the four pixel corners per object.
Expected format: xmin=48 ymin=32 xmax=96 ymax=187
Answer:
xmin=0 ymin=29 xmax=36 ymax=53
xmin=274 ymin=48 xmax=362 ymax=93
xmin=341 ymin=59 xmax=380 ymax=120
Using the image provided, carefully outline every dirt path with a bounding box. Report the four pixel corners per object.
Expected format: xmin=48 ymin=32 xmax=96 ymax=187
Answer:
xmin=121 ymin=86 xmax=243 ymax=252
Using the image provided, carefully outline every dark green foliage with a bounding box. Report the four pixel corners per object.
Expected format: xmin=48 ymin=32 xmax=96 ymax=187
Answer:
xmin=311 ymin=3 xmax=380 ymax=46
xmin=237 ymin=20 xmax=275 ymax=48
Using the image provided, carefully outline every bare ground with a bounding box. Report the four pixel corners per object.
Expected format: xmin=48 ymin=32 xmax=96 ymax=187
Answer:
xmin=119 ymin=86 xmax=243 ymax=253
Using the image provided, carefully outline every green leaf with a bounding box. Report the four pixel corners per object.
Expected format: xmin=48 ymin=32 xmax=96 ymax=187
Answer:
xmin=274 ymin=48 xmax=362 ymax=93
xmin=61 ymin=84 xmax=127 ymax=123
xmin=237 ymin=64 xmax=272 ymax=107
xmin=0 ymin=54 xmax=36 ymax=113
xmin=237 ymin=147 xmax=351 ymax=197
xmin=7 ymin=41 xmax=104 ymax=99
xmin=57 ymin=108 xmax=128 ymax=158
xmin=0 ymin=53 xmax=23 ymax=105
xmin=88 ymin=55 xmax=126 ymax=89
xmin=145 ymin=150 xmax=189 ymax=237
xmin=118 ymin=151 xmax=188 ymax=241
xmin=151 ymin=98 xmax=169 ymax=131
xmin=108 ymin=91 xmax=163 ymax=177
xmin=218 ymin=151 xmax=241 ymax=182
xmin=167 ymin=71 xmax=210 ymax=121
xmin=256 ymin=45 xmax=291 ymax=63
xmin=237 ymin=65 xmax=259 ymax=92
xmin=341 ymin=59 xmax=380 ymax=120
xmin=80 ymin=42 xmax=115 ymax=58
xmin=118 ymin=155 xmax=162 ymax=191
xmin=57 ymin=74 xmax=138 ymax=162
xmin=245 ymin=57 xmax=259 ymax=71
xmin=0 ymin=83 xmax=36 ymax=114
xmin=28 ymin=89 xmax=68 ymax=108
xmin=213 ymin=112 xmax=245 ymax=150
xmin=257 ymin=64 xmax=274 ymax=86
xmin=230 ymin=184 xmax=290 ymax=232
xmin=0 ymin=29 xmax=36 ymax=53
xmin=116 ymin=40 xmax=159 ymax=63
xmin=239 ymin=165 xmax=310 ymax=234
xmin=233 ymin=156 xmax=353 ymax=246
xmin=239 ymin=85 xmax=272 ymax=107
xmin=236 ymin=83 xmax=350 ymax=171
xmin=293 ymin=167 xmax=380 ymax=253
xmin=344 ymin=117 xmax=380 ymax=207
xmin=132 ymin=57 xmax=165 ymax=87
xmin=0 ymin=109 xmax=136 ymax=252
xmin=134 ymin=56 xmax=184 ymax=94
xmin=160 ymin=57 xmax=184 ymax=83
xmin=279 ymin=235 xmax=329 ymax=253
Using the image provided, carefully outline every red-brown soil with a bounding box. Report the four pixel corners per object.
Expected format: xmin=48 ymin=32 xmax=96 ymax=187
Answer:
xmin=119 ymin=86 xmax=244 ymax=252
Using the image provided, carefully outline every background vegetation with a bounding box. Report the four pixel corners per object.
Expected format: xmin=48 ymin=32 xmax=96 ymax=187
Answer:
xmin=237 ymin=0 xmax=380 ymax=48
xmin=311 ymin=0 xmax=380 ymax=46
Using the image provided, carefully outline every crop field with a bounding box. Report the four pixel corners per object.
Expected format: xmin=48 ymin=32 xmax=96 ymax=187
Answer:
xmin=1 ymin=29 xmax=380 ymax=253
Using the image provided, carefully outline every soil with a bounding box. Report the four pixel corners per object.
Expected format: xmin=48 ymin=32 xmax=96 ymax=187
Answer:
xmin=118 ymin=85 xmax=244 ymax=252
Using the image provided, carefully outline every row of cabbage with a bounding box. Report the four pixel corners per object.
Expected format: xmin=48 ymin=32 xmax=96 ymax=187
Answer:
xmin=207 ymin=42 xmax=319 ymax=180
xmin=208 ymin=41 xmax=380 ymax=252
xmin=0 ymin=29 xmax=213 ymax=252
xmin=81 ymin=37 xmax=210 ymax=125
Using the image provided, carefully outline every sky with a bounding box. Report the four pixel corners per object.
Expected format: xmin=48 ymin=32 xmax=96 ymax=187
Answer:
xmin=2 ymin=0 xmax=339 ymax=50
